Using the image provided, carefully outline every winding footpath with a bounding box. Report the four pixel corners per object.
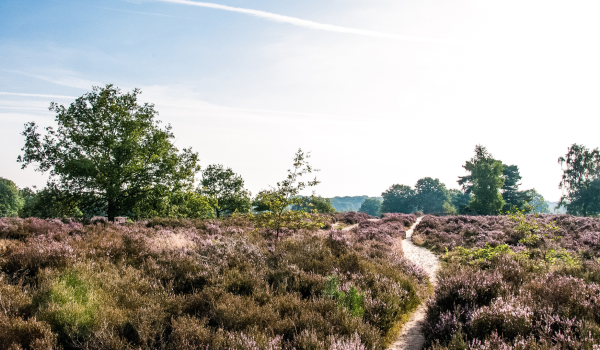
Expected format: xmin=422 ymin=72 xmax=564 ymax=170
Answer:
xmin=388 ymin=217 xmax=440 ymax=350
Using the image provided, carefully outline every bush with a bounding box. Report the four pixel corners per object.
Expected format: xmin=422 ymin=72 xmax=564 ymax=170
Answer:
xmin=421 ymin=214 xmax=600 ymax=349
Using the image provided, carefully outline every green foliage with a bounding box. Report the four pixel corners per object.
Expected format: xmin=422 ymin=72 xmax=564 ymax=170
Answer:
xmin=134 ymin=188 xmax=215 ymax=219
xmin=447 ymin=189 xmax=472 ymax=214
xmin=0 ymin=177 xmax=24 ymax=217
xmin=507 ymin=210 xmax=560 ymax=249
xmin=252 ymin=149 xmax=322 ymax=236
xmin=448 ymin=244 xmax=513 ymax=266
xmin=292 ymin=196 xmax=337 ymax=214
xmin=460 ymin=145 xmax=505 ymax=215
xmin=199 ymin=164 xmax=252 ymax=218
xmin=544 ymin=249 xmax=580 ymax=267
xmin=323 ymin=275 xmax=365 ymax=317
xmin=442 ymin=201 xmax=458 ymax=215
xmin=501 ymin=164 xmax=533 ymax=213
xmin=18 ymin=185 xmax=84 ymax=219
xmin=37 ymin=270 xmax=100 ymax=342
xmin=18 ymin=84 xmax=199 ymax=220
xmin=526 ymin=189 xmax=549 ymax=213
xmin=381 ymin=184 xmax=416 ymax=214
xmin=359 ymin=198 xmax=382 ymax=217
xmin=414 ymin=177 xmax=449 ymax=214
xmin=558 ymin=143 xmax=600 ymax=217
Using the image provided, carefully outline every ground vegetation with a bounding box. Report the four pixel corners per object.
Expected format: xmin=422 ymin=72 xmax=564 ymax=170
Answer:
xmin=0 ymin=212 xmax=428 ymax=350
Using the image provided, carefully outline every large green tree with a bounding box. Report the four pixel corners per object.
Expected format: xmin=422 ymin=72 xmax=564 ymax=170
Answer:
xmin=558 ymin=143 xmax=600 ymax=216
xmin=501 ymin=164 xmax=533 ymax=213
xmin=18 ymin=85 xmax=199 ymax=220
xmin=414 ymin=177 xmax=448 ymax=214
xmin=199 ymin=164 xmax=252 ymax=218
xmin=458 ymin=145 xmax=505 ymax=215
xmin=381 ymin=184 xmax=416 ymax=214
xmin=358 ymin=198 xmax=382 ymax=217
xmin=0 ymin=177 xmax=24 ymax=217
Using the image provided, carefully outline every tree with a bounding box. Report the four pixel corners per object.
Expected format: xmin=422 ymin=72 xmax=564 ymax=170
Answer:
xmin=448 ymin=189 xmax=472 ymax=214
xmin=501 ymin=164 xmax=533 ymax=213
xmin=292 ymin=196 xmax=337 ymax=214
xmin=17 ymin=185 xmax=84 ymax=219
xmin=459 ymin=145 xmax=505 ymax=215
xmin=358 ymin=198 xmax=382 ymax=217
xmin=527 ymin=189 xmax=549 ymax=213
xmin=414 ymin=177 xmax=448 ymax=214
xmin=558 ymin=144 xmax=600 ymax=216
xmin=18 ymin=85 xmax=199 ymax=220
xmin=252 ymin=149 xmax=323 ymax=237
xmin=134 ymin=188 xmax=215 ymax=219
xmin=0 ymin=177 xmax=24 ymax=217
xmin=199 ymin=164 xmax=252 ymax=218
xmin=381 ymin=185 xmax=416 ymax=214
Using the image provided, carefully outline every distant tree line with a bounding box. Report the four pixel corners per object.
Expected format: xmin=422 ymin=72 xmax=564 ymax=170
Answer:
xmin=379 ymin=146 xmax=549 ymax=216
xmin=2 ymin=85 xmax=598 ymax=219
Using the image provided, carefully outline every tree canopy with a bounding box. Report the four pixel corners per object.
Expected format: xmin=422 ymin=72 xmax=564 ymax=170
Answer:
xmin=0 ymin=177 xmax=23 ymax=217
xmin=291 ymin=196 xmax=337 ymax=214
xmin=199 ymin=164 xmax=252 ymax=218
xmin=501 ymin=164 xmax=533 ymax=213
xmin=459 ymin=145 xmax=505 ymax=215
xmin=358 ymin=198 xmax=382 ymax=217
xmin=414 ymin=177 xmax=448 ymax=214
xmin=381 ymin=184 xmax=416 ymax=214
xmin=18 ymin=85 xmax=200 ymax=220
xmin=558 ymin=143 xmax=600 ymax=216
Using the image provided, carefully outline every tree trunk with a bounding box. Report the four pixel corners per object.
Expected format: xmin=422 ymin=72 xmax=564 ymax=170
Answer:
xmin=107 ymin=198 xmax=117 ymax=222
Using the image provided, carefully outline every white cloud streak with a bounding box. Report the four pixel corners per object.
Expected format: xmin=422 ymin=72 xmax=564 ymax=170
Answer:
xmin=155 ymin=0 xmax=448 ymax=44
xmin=0 ymin=92 xmax=76 ymax=99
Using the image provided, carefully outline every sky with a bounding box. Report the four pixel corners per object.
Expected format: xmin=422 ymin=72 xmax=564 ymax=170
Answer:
xmin=1 ymin=0 xmax=600 ymax=201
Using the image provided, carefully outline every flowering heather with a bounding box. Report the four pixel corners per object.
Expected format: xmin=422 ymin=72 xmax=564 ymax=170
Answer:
xmin=0 ymin=216 xmax=429 ymax=350
xmin=420 ymin=214 xmax=600 ymax=349
xmin=413 ymin=214 xmax=600 ymax=257
xmin=333 ymin=212 xmax=376 ymax=225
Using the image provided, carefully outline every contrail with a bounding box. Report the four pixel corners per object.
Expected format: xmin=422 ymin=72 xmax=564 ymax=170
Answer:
xmin=0 ymin=92 xmax=76 ymax=99
xmin=155 ymin=0 xmax=447 ymax=44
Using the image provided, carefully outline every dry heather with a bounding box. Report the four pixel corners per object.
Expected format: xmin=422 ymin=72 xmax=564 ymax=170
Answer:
xmin=413 ymin=214 xmax=600 ymax=349
xmin=0 ymin=214 xmax=427 ymax=350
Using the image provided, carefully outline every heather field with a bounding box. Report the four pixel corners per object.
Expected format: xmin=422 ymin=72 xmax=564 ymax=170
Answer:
xmin=0 ymin=213 xmax=428 ymax=350
xmin=412 ymin=214 xmax=600 ymax=349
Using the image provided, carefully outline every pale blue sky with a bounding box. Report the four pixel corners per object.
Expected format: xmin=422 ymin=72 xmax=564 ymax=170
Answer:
xmin=2 ymin=0 xmax=600 ymax=201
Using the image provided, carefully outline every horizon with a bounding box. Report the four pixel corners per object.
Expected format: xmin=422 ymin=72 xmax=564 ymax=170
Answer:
xmin=2 ymin=0 xmax=600 ymax=202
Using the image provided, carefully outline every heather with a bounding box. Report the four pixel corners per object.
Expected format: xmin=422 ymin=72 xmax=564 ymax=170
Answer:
xmin=0 ymin=214 xmax=428 ymax=350
xmin=412 ymin=214 xmax=600 ymax=349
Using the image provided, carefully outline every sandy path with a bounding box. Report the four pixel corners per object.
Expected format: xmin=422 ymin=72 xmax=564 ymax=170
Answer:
xmin=388 ymin=217 xmax=440 ymax=350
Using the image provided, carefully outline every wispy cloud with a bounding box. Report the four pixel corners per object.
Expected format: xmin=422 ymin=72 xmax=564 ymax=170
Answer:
xmin=4 ymin=69 xmax=102 ymax=90
xmin=0 ymin=92 xmax=76 ymax=99
xmin=154 ymin=0 xmax=448 ymax=44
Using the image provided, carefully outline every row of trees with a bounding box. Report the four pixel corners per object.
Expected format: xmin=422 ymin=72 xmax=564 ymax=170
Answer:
xmin=2 ymin=85 xmax=599 ymax=219
xmin=2 ymin=85 xmax=338 ymax=222
xmin=377 ymin=146 xmax=548 ymax=216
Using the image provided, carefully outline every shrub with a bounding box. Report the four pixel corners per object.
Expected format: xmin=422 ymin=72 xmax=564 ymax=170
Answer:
xmin=0 ymin=214 xmax=429 ymax=350
xmin=0 ymin=313 xmax=57 ymax=350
